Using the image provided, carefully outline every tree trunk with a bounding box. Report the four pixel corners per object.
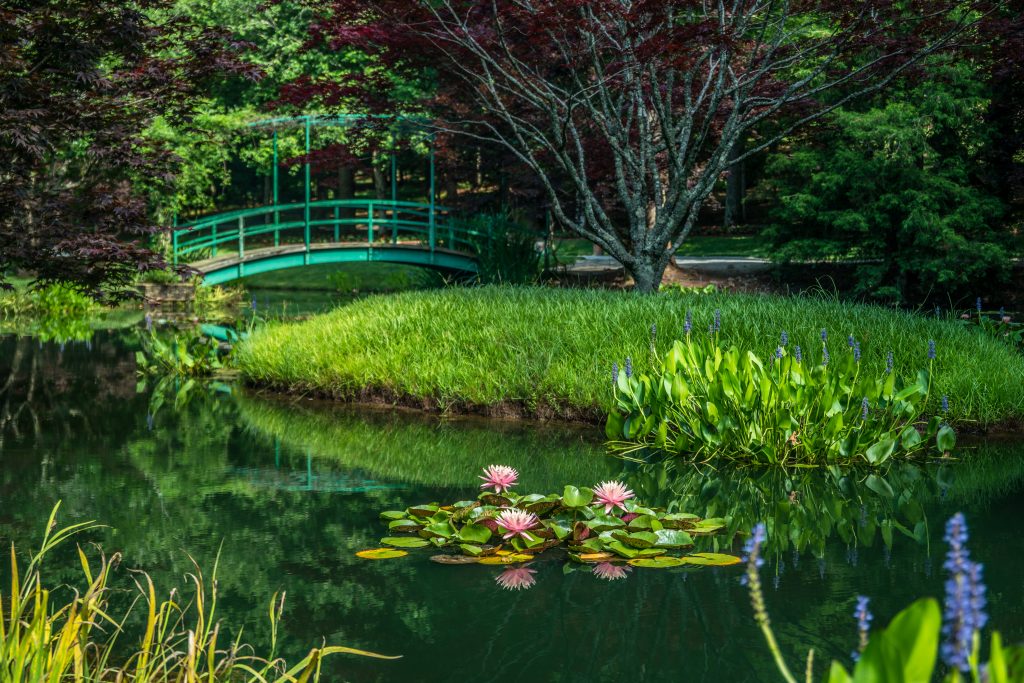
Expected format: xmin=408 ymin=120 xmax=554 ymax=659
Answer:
xmin=372 ymin=155 xmax=387 ymax=200
xmin=338 ymin=165 xmax=356 ymax=219
xmin=629 ymin=257 xmax=669 ymax=294
xmin=724 ymin=137 xmax=746 ymax=230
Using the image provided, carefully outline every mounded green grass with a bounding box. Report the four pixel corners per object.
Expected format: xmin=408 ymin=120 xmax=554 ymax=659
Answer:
xmin=234 ymin=286 xmax=1024 ymax=427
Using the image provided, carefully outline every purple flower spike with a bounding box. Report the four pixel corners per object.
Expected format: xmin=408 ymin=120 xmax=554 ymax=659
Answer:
xmin=861 ymin=397 xmax=869 ymax=421
xmin=928 ymin=340 xmax=937 ymax=361
xmin=780 ymin=330 xmax=789 ymax=347
xmin=684 ymin=310 xmax=693 ymax=335
xmin=886 ymin=351 xmax=894 ymax=374
xmin=624 ymin=357 xmax=633 ymax=379
xmin=976 ymin=297 xmax=983 ymax=313
xmin=713 ymin=309 xmax=722 ymax=333
xmin=821 ymin=328 xmax=828 ymax=342
xmin=794 ymin=346 xmax=802 ymax=363
xmin=612 ymin=362 xmax=619 ymax=389
xmin=941 ymin=513 xmax=988 ymax=673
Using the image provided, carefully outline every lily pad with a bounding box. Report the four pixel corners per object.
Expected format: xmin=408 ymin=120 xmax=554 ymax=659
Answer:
xmin=688 ymin=519 xmax=726 ymax=535
xmin=419 ymin=522 xmax=455 ymax=539
xmin=458 ymin=523 xmax=493 ymax=544
xmin=574 ymin=552 xmax=616 ymax=563
xmin=682 ymin=552 xmax=741 ymax=566
xmin=407 ymin=504 xmax=440 ymax=518
xmin=356 ymin=548 xmax=408 ymax=560
xmin=379 ymin=511 xmax=408 ymax=521
xmin=586 ymin=515 xmax=626 ymax=532
xmin=430 ymin=554 xmax=480 ymax=565
xmin=661 ymin=513 xmax=700 ymax=529
xmin=387 ymin=519 xmax=421 ymax=531
xmin=478 ymin=553 xmax=532 ymax=565
xmin=381 ymin=537 xmax=430 ymax=549
xmin=480 ymin=494 xmax=512 ymax=507
xmin=611 ymin=531 xmax=659 ymax=548
xmin=653 ymin=529 xmax=694 ymax=548
xmin=562 ymin=485 xmax=594 ymax=508
xmin=627 ymin=556 xmax=687 ymax=568
xmin=605 ymin=540 xmax=639 ymax=559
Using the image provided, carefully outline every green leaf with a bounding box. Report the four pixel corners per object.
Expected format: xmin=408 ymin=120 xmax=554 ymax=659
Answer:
xmin=852 ymin=598 xmax=940 ymax=683
xmin=458 ymin=523 xmax=493 ymax=544
xmin=387 ymin=519 xmax=421 ymax=531
xmin=899 ymin=426 xmax=922 ymax=450
xmin=653 ymin=529 xmax=694 ymax=548
xmin=627 ymin=556 xmax=686 ymax=568
xmin=681 ymin=553 xmax=741 ymax=566
xmin=865 ymin=438 xmax=896 ymax=465
xmin=380 ymin=511 xmax=408 ymax=521
xmin=936 ymin=425 xmax=956 ymax=452
xmin=381 ymin=537 xmax=430 ymax=549
xmin=562 ymin=485 xmax=594 ymax=508
xmin=826 ymin=662 xmax=852 ymax=683
xmin=605 ymin=412 xmax=626 ymax=440
xmin=865 ymin=474 xmax=894 ymax=499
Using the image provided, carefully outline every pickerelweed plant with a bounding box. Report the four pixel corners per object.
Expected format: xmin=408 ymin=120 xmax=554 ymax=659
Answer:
xmin=748 ymin=513 xmax=1023 ymax=682
xmin=367 ymin=466 xmax=740 ymax=570
xmin=607 ymin=313 xmax=957 ymax=465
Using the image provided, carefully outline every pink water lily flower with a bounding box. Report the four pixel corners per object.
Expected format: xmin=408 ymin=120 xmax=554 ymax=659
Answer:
xmin=593 ymin=481 xmax=635 ymax=514
xmin=592 ymin=563 xmax=631 ymax=581
xmin=495 ymin=566 xmax=537 ymax=591
xmin=479 ymin=464 xmax=519 ymax=494
xmin=496 ymin=508 xmax=539 ymax=540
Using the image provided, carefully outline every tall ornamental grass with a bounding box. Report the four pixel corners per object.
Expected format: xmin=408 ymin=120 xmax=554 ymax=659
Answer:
xmin=234 ymin=287 xmax=1024 ymax=427
xmin=0 ymin=504 xmax=397 ymax=682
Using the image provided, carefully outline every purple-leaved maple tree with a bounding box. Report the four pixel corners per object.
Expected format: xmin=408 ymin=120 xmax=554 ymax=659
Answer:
xmin=304 ymin=0 xmax=1004 ymax=291
xmin=0 ymin=0 xmax=255 ymax=300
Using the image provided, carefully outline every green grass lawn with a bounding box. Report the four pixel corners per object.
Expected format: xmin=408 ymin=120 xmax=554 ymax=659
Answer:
xmin=234 ymin=286 xmax=1024 ymax=427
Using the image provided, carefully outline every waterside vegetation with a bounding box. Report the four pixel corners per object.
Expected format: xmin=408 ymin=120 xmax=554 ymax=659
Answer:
xmin=234 ymin=287 xmax=1024 ymax=429
xmin=0 ymin=505 xmax=398 ymax=683
xmin=608 ymin=325 xmax=954 ymax=465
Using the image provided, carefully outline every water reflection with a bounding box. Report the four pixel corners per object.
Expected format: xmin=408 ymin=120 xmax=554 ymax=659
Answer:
xmin=1 ymin=333 xmax=1024 ymax=681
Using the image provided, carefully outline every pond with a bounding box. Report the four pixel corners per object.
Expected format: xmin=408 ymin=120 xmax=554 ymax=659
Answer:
xmin=2 ymin=331 xmax=1023 ymax=682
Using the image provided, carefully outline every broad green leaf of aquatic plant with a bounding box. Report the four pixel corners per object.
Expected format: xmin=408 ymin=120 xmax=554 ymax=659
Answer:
xmin=844 ymin=597 xmax=940 ymax=683
xmin=562 ymin=485 xmax=594 ymax=508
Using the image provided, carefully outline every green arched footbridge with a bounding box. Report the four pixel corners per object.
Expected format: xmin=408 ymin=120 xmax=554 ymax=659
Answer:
xmin=171 ymin=114 xmax=491 ymax=285
xmin=172 ymin=199 xmax=487 ymax=285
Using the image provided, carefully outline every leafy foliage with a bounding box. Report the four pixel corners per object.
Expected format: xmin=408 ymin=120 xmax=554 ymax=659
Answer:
xmin=375 ymin=478 xmax=736 ymax=568
xmin=766 ymin=63 xmax=1008 ymax=304
xmin=607 ymin=328 xmax=954 ymax=464
xmin=470 ymin=214 xmax=541 ymax=285
xmin=0 ymin=504 xmax=398 ymax=681
xmin=0 ymin=0 xmax=253 ymax=299
xmin=298 ymin=0 xmax=996 ymax=291
xmin=136 ymin=331 xmax=225 ymax=378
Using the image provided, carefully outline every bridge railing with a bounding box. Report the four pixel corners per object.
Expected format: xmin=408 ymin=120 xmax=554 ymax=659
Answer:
xmin=172 ymin=199 xmax=491 ymax=266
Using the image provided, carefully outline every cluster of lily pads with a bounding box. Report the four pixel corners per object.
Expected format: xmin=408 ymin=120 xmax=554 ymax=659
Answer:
xmin=360 ymin=465 xmax=741 ymax=571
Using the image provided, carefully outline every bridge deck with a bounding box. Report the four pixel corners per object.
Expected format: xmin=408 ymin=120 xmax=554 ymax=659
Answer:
xmin=191 ymin=241 xmax=479 ymax=285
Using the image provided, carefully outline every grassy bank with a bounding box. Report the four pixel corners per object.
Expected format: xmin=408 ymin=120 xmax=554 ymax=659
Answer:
xmin=234 ymin=287 xmax=1024 ymax=427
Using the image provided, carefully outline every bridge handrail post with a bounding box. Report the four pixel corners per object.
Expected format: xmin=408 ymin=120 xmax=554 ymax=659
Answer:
xmin=429 ymin=136 xmax=436 ymax=252
xmin=334 ymin=204 xmax=340 ymax=242
xmin=368 ymin=202 xmax=375 ymax=245
xmin=212 ymin=222 xmax=218 ymax=257
xmin=238 ymin=216 xmax=245 ymax=259
xmin=304 ymin=116 xmax=311 ymax=258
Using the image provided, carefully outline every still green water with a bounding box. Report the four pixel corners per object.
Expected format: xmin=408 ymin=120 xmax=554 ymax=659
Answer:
xmin=2 ymin=332 xmax=1024 ymax=682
